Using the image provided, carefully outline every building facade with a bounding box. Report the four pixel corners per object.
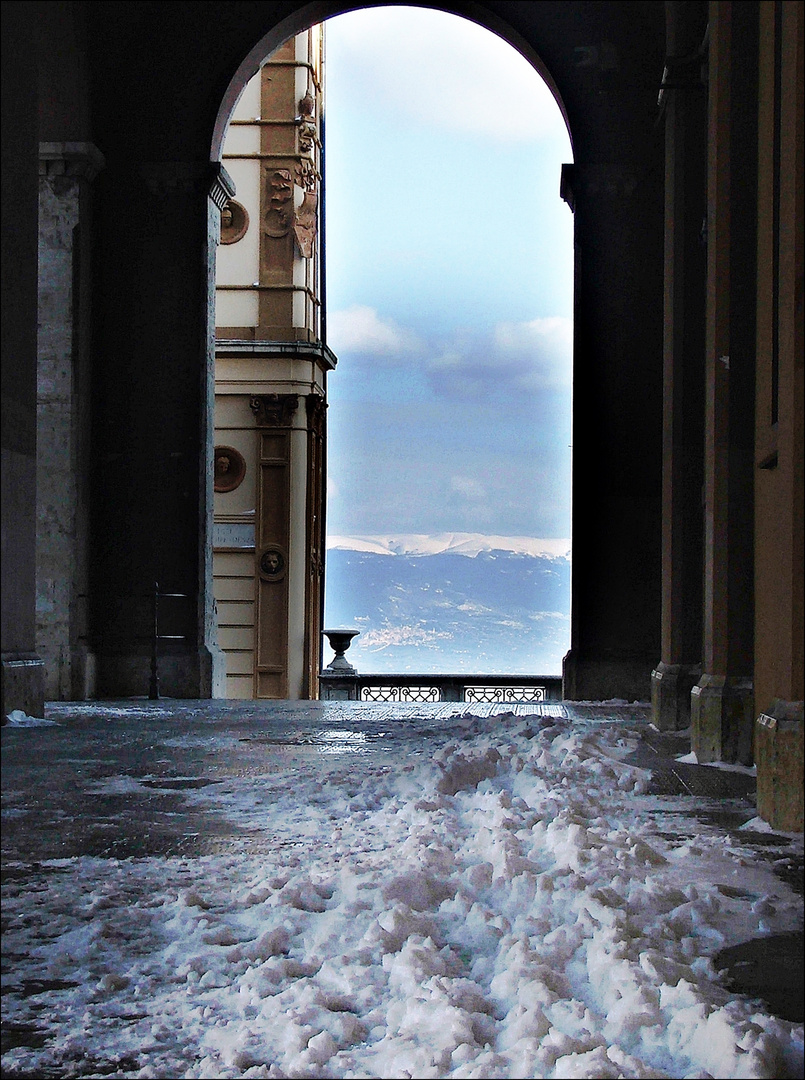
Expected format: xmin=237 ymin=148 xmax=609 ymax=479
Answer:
xmin=2 ymin=1 xmax=802 ymax=829
xmin=212 ymin=29 xmax=335 ymax=699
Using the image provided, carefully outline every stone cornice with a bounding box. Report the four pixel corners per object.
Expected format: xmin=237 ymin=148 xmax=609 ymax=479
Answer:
xmin=214 ymin=339 xmax=338 ymax=370
xmin=39 ymin=142 xmax=105 ymax=181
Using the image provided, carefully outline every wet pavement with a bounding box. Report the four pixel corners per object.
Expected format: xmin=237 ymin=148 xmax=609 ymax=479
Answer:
xmin=2 ymin=698 xmax=803 ymax=1041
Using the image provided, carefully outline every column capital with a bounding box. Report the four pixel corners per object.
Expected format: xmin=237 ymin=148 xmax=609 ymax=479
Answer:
xmin=137 ymin=161 xmax=234 ymax=203
xmin=305 ymin=393 xmax=326 ymax=435
xmin=560 ymin=162 xmax=638 ymax=211
xmin=39 ymin=142 xmax=105 ymax=181
xmin=250 ymin=393 xmax=299 ymax=427
xmin=209 ymin=164 xmax=236 ymax=211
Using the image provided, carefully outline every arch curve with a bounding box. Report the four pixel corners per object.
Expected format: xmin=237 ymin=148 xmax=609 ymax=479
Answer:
xmin=211 ymin=2 xmax=572 ymax=162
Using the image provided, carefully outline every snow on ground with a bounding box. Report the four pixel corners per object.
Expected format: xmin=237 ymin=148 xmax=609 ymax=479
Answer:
xmin=4 ymin=708 xmax=58 ymax=727
xmin=2 ymin=711 xmax=803 ymax=1079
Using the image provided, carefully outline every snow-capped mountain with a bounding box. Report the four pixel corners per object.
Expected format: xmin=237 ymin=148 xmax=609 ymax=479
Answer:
xmin=326 ymin=533 xmax=571 ymax=559
xmin=323 ymin=539 xmax=571 ymax=675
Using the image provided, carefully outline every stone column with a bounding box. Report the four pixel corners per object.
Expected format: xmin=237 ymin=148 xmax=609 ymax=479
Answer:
xmin=651 ymin=2 xmax=708 ymax=730
xmin=561 ymin=160 xmax=664 ymax=703
xmin=1 ymin=8 xmax=44 ymax=719
xmin=89 ymin=161 xmax=229 ymax=698
xmin=305 ymin=393 xmax=326 ymax=697
xmin=691 ymin=2 xmax=758 ymax=763
xmin=753 ymin=0 xmax=804 ymax=830
xmin=37 ymin=141 xmax=104 ymax=700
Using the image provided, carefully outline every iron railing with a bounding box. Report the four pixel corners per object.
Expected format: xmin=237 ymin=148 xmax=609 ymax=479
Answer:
xmin=319 ymin=672 xmax=563 ymax=703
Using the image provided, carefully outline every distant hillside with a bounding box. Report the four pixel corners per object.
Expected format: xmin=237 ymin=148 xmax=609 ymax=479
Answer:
xmin=327 ymin=532 xmax=571 ymax=559
xmin=323 ymin=546 xmax=571 ymax=675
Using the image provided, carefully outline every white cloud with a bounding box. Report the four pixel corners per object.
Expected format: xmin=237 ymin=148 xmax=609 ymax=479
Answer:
xmin=450 ymin=475 xmax=486 ymax=501
xmin=494 ymin=316 xmax=573 ymax=390
xmin=327 ymin=305 xmax=420 ymax=356
xmin=325 ymin=6 xmax=569 ymax=144
xmin=359 ymin=623 xmax=453 ymax=650
xmin=427 ymin=316 xmax=572 ymax=399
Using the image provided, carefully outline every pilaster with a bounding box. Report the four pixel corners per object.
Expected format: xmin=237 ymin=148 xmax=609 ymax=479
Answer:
xmin=2 ymin=12 xmax=44 ymax=719
xmin=90 ymin=160 xmax=230 ymax=697
xmin=561 ymin=157 xmax=663 ymax=704
xmin=692 ymin=1 xmax=758 ymax=759
xmin=251 ymin=393 xmax=298 ymax=699
xmin=37 ymin=141 xmax=105 ymax=700
xmin=652 ymin=2 xmax=707 ymax=731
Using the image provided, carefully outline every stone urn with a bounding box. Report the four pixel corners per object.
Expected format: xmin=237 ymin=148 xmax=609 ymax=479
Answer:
xmin=323 ymin=629 xmax=360 ymax=672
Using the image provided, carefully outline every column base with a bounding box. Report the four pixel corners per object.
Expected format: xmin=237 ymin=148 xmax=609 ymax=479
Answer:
xmin=562 ymin=650 xmax=654 ymax=703
xmin=651 ymin=661 xmax=701 ymax=731
xmin=755 ymin=699 xmax=804 ymax=832
xmin=691 ymin=673 xmax=754 ymax=765
xmin=1 ymin=652 xmax=46 ymax=721
xmin=96 ymin=644 xmax=227 ymax=699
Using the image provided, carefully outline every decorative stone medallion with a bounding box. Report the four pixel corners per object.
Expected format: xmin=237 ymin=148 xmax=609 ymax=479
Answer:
xmin=214 ymin=446 xmax=246 ymax=492
xmin=258 ymin=547 xmax=286 ymax=580
xmin=219 ymin=199 xmax=249 ymax=244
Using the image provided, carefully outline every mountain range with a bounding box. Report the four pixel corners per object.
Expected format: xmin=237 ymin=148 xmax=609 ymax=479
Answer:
xmin=326 ymin=533 xmax=571 ymax=559
xmin=323 ymin=536 xmax=571 ymax=675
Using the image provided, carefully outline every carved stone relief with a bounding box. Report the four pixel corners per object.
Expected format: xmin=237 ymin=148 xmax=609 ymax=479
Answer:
xmin=296 ymin=91 xmax=317 ymax=155
xmin=295 ymin=158 xmax=318 ymax=193
xmin=293 ymin=192 xmax=318 ymax=259
xmin=264 ymin=169 xmax=293 ymax=237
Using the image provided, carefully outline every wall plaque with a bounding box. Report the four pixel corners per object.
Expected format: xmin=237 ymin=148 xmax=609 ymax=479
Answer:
xmin=212 ymin=523 xmax=255 ymax=549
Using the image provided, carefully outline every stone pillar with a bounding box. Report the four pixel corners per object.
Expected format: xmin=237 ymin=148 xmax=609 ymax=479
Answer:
xmin=651 ymin=2 xmax=708 ymax=731
xmin=37 ymin=141 xmax=105 ymax=700
xmin=251 ymin=392 xmax=326 ymax=700
xmin=753 ymin=1 xmax=804 ymax=830
xmin=691 ymin=2 xmax=758 ymax=764
xmin=89 ymin=161 xmax=229 ymax=698
xmin=305 ymin=394 xmax=326 ymax=696
xmin=1 ymin=7 xmax=45 ymax=719
xmin=561 ymin=159 xmax=664 ymax=704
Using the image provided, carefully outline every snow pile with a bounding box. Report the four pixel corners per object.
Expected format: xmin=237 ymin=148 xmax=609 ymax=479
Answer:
xmin=2 ymin=713 xmax=802 ymax=1079
xmin=3 ymin=708 xmax=58 ymax=727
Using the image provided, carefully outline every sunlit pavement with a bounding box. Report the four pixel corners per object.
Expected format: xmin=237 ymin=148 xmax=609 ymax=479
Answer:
xmin=2 ymin=698 xmax=803 ymax=1041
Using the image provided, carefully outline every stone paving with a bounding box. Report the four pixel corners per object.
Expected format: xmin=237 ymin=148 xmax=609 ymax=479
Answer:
xmin=2 ymin=698 xmax=803 ymax=1049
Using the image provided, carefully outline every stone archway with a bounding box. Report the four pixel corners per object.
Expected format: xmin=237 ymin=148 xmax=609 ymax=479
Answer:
xmin=209 ymin=9 xmax=575 ymax=699
xmin=4 ymin=1 xmax=666 ymax=710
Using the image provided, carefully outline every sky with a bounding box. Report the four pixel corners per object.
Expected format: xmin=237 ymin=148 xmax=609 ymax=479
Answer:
xmin=322 ymin=6 xmax=575 ymax=541
xmin=4 ymin=704 xmax=803 ymax=1079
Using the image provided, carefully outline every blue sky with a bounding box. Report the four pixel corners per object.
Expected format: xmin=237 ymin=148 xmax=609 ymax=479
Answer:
xmin=322 ymin=5 xmax=574 ymax=539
